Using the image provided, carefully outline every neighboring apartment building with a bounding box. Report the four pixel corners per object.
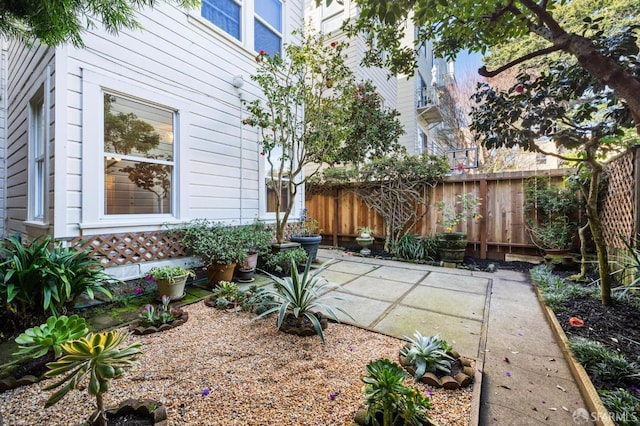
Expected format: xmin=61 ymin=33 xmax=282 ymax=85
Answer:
xmin=0 ymin=0 xmax=305 ymax=278
xmin=305 ymin=0 xmax=457 ymax=158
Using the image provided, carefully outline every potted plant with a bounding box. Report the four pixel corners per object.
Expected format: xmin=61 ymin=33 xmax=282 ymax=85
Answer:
xmin=290 ymin=212 xmax=323 ymax=262
xmin=435 ymin=193 xmax=482 ymax=263
xmin=144 ymin=265 xmax=195 ymax=301
xmin=252 ymin=258 xmax=352 ymax=344
xmin=129 ymin=295 xmax=188 ymax=334
xmin=235 ymin=221 xmax=273 ymax=282
xmin=43 ymin=331 xmax=165 ymax=426
xmin=179 ymin=219 xmax=247 ymax=287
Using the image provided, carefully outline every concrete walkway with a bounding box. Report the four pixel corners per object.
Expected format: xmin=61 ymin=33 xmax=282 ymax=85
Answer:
xmin=315 ymin=249 xmax=593 ymax=425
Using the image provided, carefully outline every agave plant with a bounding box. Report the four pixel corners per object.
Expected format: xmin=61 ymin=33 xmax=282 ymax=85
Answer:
xmin=400 ymin=331 xmax=455 ymax=380
xmin=13 ymin=314 xmax=89 ymax=359
xmin=254 ymin=258 xmax=352 ymax=344
xmin=362 ymin=359 xmax=432 ymax=426
xmin=44 ymin=331 xmax=142 ymax=426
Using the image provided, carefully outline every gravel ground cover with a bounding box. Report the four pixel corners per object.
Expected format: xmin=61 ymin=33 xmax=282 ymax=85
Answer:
xmin=0 ymin=301 xmax=473 ymax=425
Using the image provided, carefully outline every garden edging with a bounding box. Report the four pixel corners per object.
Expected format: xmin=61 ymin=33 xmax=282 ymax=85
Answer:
xmin=534 ymin=286 xmax=614 ymax=426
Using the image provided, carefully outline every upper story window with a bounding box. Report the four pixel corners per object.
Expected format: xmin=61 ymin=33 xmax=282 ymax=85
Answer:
xmin=201 ymin=0 xmax=241 ymax=40
xmin=200 ymin=0 xmax=283 ymax=56
xmin=103 ymin=93 xmax=175 ymax=215
xmin=29 ymin=93 xmax=46 ymax=222
xmin=254 ymin=0 xmax=282 ymax=56
xmin=322 ymin=0 xmax=344 ymax=33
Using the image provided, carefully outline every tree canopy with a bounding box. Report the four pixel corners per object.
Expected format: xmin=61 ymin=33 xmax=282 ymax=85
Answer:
xmin=0 ymin=0 xmax=198 ymax=47
xmin=333 ymin=0 xmax=640 ymax=131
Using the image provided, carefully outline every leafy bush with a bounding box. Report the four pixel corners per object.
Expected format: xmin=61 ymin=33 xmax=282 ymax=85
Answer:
xmin=14 ymin=314 xmax=89 ymax=359
xmin=400 ymin=331 xmax=454 ymax=379
xmin=178 ymin=219 xmax=247 ymax=265
xmin=0 ymin=235 xmax=115 ymax=318
xmin=362 ymin=358 xmax=432 ymax=426
xmin=253 ymin=259 xmax=351 ymax=344
xmin=259 ymin=247 xmax=308 ymax=275
xmin=393 ymin=234 xmax=439 ymax=261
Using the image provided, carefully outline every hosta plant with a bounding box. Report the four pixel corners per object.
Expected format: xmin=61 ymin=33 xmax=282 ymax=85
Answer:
xmin=254 ymin=258 xmax=352 ymax=344
xmin=13 ymin=314 xmax=89 ymax=359
xmin=400 ymin=331 xmax=455 ymax=379
xmin=362 ymin=358 xmax=432 ymax=426
xmin=44 ymin=331 xmax=142 ymax=426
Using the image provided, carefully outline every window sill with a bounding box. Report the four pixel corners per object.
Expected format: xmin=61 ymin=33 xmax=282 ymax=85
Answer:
xmin=79 ymin=218 xmax=183 ymax=234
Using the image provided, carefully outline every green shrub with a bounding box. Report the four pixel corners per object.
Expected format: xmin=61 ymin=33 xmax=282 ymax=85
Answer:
xmin=259 ymin=247 xmax=308 ymax=275
xmin=0 ymin=235 xmax=114 ymax=318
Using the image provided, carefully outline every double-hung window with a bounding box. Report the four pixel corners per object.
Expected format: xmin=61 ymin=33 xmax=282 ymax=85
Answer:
xmin=200 ymin=0 xmax=282 ymax=56
xmin=321 ymin=0 xmax=344 ymax=33
xmin=29 ymin=95 xmax=46 ymax=221
xmin=254 ymin=0 xmax=282 ymax=56
xmin=201 ymin=0 xmax=241 ymax=40
xmin=103 ymin=93 xmax=175 ymax=216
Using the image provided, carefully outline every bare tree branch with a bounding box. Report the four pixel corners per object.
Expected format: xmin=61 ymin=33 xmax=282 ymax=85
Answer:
xmin=479 ymin=44 xmax=564 ymax=77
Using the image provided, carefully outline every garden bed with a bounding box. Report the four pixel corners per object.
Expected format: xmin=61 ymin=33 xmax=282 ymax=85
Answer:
xmin=532 ymin=266 xmax=640 ymax=425
xmin=0 ymin=301 xmax=475 ymax=425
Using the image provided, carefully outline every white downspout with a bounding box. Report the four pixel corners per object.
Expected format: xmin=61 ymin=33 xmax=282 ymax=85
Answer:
xmin=233 ymin=75 xmax=245 ymax=224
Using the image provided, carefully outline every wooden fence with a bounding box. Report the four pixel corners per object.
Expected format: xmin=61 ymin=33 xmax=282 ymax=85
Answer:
xmin=306 ymin=169 xmax=574 ymax=260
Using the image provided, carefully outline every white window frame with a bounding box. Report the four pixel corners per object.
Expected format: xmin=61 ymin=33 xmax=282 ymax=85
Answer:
xmin=321 ymin=0 xmax=344 ymax=33
xmin=193 ymin=0 xmax=286 ymax=55
xmin=80 ymin=69 xmax=189 ymax=233
xmin=28 ymin=91 xmax=47 ymax=223
xmin=258 ymin=145 xmax=301 ymax=221
xmin=254 ymin=0 xmax=283 ymax=56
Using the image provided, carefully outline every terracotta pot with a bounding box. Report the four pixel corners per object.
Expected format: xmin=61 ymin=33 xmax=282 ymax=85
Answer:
xmin=206 ymin=263 xmax=236 ymax=287
xmin=242 ymin=252 xmax=259 ymax=270
xmin=155 ymin=274 xmax=188 ymax=301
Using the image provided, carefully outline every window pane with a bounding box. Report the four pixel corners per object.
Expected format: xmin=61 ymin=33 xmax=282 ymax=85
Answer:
xmin=266 ymin=178 xmax=289 ymax=213
xmin=255 ymin=20 xmax=281 ymax=56
xmin=255 ymin=0 xmax=281 ymax=32
xmin=201 ymin=0 xmax=241 ymax=39
xmin=104 ymin=94 xmax=173 ymax=161
xmin=34 ymin=160 xmax=44 ymax=219
xmin=105 ymin=158 xmax=172 ymax=215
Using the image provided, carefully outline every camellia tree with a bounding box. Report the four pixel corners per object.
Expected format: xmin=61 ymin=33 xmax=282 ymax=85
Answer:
xmin=0 ymin=0 xmax=198 ymax=47
xmin=243 ymin=29 xmax=405 ymax=245
xmin=324 ymin=0 xmax=640 ymax=134
xmin=470 ymin=25 xmax=640 ymax=305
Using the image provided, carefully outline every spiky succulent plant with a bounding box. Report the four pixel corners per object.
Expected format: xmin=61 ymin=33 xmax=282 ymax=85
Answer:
xmin=400 ymin=331 xmax=454 ymax=379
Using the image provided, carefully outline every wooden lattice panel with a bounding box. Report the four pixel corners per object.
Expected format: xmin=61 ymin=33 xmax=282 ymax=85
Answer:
xmin=601 ymin=150 xmax=635 ymax=249
xmin=70 ymin=231 xmax=186 ymax=267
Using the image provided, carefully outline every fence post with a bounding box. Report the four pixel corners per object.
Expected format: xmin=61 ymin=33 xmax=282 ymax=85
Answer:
xmin=479 ymin=178 xmax=488 ymax=259
xmin=333 ymin=188 xmax=339 ymax=247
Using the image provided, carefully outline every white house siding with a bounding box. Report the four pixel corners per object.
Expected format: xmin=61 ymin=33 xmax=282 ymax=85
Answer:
xmin=51 ymin=1 xmax=304 ymax=238
xmin=3 ymin=40 xmax=55 ymax=240
xmin=0 ymin=40 xmax=7 ymax=238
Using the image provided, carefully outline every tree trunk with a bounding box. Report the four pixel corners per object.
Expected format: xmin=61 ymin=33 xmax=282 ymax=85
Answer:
xmin=570 ymin=222 xmax=590 ymax=282
xmin=584 ymin=163 xmax=612 ymax=305
xmin=566 ymin=34 xmax=640 ymax=133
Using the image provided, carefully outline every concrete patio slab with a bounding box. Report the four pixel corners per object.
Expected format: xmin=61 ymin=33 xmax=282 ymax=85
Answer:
xmin=418 ymin=271 xmax=490 ymax=295
xmin=340 ymin=275 xmax=414 ymax=302
xmin=401 ymin=285 xmax=486 ymax=321
xmin=324 ymin=260 xmax=378 ymax=275
xmin=373 ymin=305 xmax=483 ymax=358
xmin=324 ymin=290 xmax=393 ymax=327
xmin=363 ymin=265 xmax=429 ymax=283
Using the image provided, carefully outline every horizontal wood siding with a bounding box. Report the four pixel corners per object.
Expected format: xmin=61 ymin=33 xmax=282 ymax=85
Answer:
xmin=306 ymin=169 xmax=573 ymax=259
xmin=51 ymin=1 xmax=303 ymax=237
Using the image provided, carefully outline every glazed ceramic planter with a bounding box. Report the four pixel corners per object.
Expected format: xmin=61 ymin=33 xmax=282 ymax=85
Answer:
xmin=290 ymin=235 xmax=322 ymax=262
